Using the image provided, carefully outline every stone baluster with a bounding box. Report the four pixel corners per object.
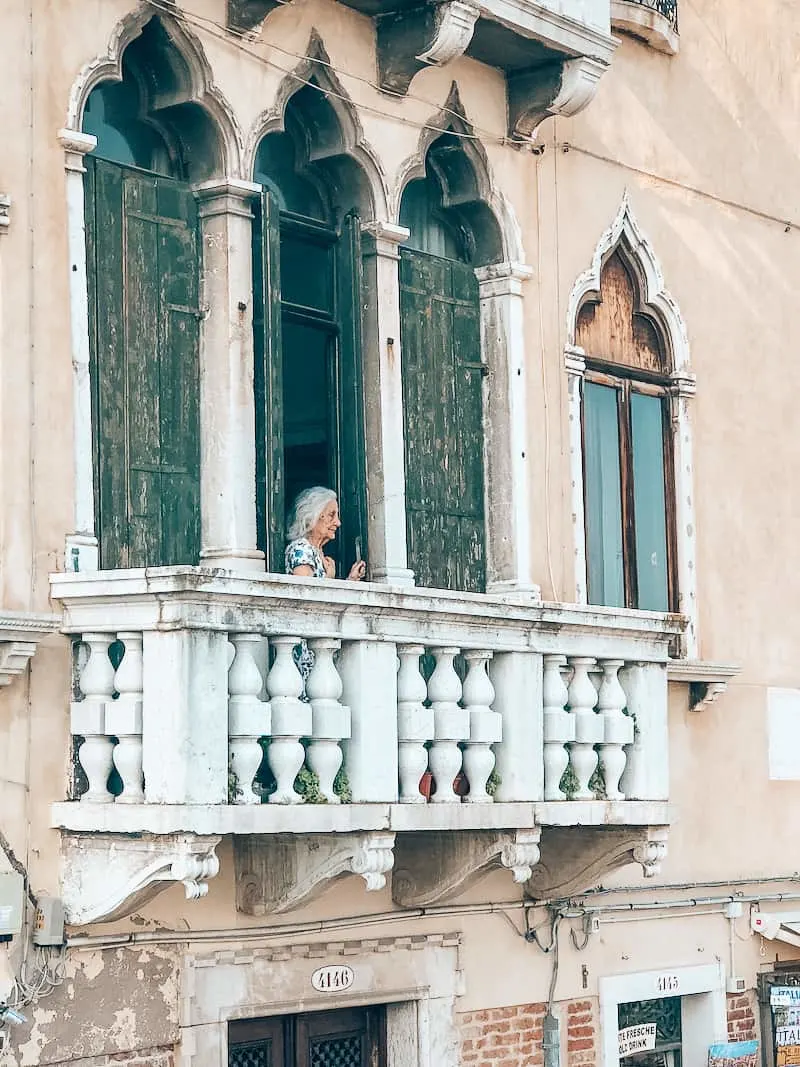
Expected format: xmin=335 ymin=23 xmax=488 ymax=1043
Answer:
xmin=108 ymin=632 xmax=144 ymax=803
xmin=266 ymin=636 xmax=311 ymax=804
xmin=620 ymin=662 xmax=668 ymax=800
xmin=597 ymin=659 xmax=634 ymax=800
xmin=566 ymin=656 xmax=604 ymax=800
xmin=428 ymin=647 xmax=468 ymax=804
xmin=228 ymin=633 xmax=271 ymax=804
xmin=461 ymin=651 xmax=500 ymax=803
xmin=542 ymin=654 xmax=575 ymax=801
xmin=71 ymin=633 xmax=116 ymax=803
xmin=306 ymin=638 xmax=350 ymax=803
xmin=397 ymin=644 xmax=433 ymax=803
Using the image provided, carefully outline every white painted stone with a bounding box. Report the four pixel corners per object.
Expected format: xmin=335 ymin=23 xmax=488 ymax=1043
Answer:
xmin=542 ymin=653 xmax=574 ymax=800
xmin=491 ymin=650 xmax=543 ymax=802
xmin=108 ymin=631 xmax=145 ymax=804
xmin=265 ymin=636 xmax=309 ymax=804
xmin=461 ymin=650 xmax=500 ymax=803
xmin=619 ymin=661 xmax=669 ymax=800
xmin=339 ymin=639 xmax=400 ymax=802
xmin=228 ymin=633 xmax=271 ymax=804
xmin=72 ymin=632 xmax=115 ymax=803
xmin=428 ymin=647 xmax=467 ymax=804
xmin=306 ymin=637 xmax=350 ymax=803
xmin=597 ymin=658 xmax=634 ymax=800
xmin=567 ymin=656 xmax=603 ymax=799
xmin=397 ymin=644 xmax=434 ymax=804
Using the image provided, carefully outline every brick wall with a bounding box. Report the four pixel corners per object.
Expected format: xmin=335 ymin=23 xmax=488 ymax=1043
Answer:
xmin=727 ymin=992 xmax=758 ymax=1043
xmin=458 ymin=999 xmax=598 ymax=1067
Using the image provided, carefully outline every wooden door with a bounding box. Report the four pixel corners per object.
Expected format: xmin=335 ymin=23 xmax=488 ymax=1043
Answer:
xmin=85 ymin=157 xmax=201 ymax=569
xmin=399 ymin=247 xmax=486 ymax=593
xmin=228 ymin=1007 xmax=384 ymax=1067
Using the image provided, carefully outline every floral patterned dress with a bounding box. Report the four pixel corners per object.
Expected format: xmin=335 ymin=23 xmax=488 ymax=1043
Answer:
xmin=284 ymin=537 xmax=327 ymax=689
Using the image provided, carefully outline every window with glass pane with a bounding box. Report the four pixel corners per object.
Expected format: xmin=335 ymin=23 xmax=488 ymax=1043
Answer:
xmin=577 ymin=249 xmax=676 ymax=612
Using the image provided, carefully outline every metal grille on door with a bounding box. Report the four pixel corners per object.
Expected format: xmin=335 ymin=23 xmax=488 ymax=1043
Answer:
xmin=310 ymin=1035 xmax=362 ymax=1067
xmin=229 ymin=1044 xmax=273 ymax=1067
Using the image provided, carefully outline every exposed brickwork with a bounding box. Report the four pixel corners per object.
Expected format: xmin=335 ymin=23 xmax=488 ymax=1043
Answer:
xmin=727 ymin=992 xmax=758 ymax=1043
xmin=459 ymin=1002 xmax=546 ymax=1067
xmin=458 ymin=999 xmax=598 ymax=1067
xmin=566 ymin=999 xmax=598 ymax=1067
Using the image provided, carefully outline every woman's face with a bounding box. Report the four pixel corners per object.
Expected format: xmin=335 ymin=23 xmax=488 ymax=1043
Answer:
xmin=310 ymin=498 xmax=341 ymax=547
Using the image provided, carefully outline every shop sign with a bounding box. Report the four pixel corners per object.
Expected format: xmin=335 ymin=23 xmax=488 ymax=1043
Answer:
xmin=311 ymin=965 xmax=355 ymax=993
xmin=778 ymin=1027 xmax=800 ymax=1047
xmin=777 ymin=1047 xmax=800 ymax=1067
xmin=708 ymin=1040 xmax=758 ymax=1067
xmin=772 ymin=987 xmax=800 ymax=1007
xmin=619 ymin=1023 xmax=657 ymax=1058
xmin=776 ymin=1009 xmax=800 ymax=1028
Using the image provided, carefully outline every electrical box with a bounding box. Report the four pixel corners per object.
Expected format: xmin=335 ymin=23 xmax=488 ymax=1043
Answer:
xmin=0 ymin=872 xmax=24 ymax=937
xmin=33 ymin=896 xmax=64 ymax=947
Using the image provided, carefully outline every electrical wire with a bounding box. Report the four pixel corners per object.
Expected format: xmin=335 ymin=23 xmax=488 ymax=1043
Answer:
xmin=142 ymin=0 xmax=515 ymax=149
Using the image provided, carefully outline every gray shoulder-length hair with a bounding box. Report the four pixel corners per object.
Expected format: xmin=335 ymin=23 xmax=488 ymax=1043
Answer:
xmin=287 ymin=486 xmax=338 ymax=542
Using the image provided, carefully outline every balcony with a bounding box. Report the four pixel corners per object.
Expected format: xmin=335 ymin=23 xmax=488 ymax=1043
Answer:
xmin=611 ymin=0 xmax=678 ymax=54
xmin=227 ymin=0 xmax=617 ymax=139
xmin=50 ymin=567 xmax=682 ymax=924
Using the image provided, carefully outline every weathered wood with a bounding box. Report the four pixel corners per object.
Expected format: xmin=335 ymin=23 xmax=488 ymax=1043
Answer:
xmin=400 ymin=248 xmax=485 ymax=593
xmin=86 ymin=159 xmax=201 ymax=569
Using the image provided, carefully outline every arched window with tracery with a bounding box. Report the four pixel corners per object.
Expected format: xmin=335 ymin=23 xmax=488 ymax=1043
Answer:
xmin=576 ymin=247 xmax=677 ymax=613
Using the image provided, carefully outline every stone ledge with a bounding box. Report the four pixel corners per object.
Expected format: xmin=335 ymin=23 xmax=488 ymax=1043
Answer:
xmin=611 ymin=0 xmax=679 ymax=55
xmin=52 ymin=799 xmax=670 ymax=835
xmin=667 ymin=660 xmax=739 ymax=711
xmin=0 ymin=610 xmax=62 ymax=686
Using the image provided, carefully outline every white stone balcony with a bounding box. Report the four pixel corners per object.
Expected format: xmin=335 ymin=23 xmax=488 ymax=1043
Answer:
xmin=50 ymin=568 xmax=682 ymax=924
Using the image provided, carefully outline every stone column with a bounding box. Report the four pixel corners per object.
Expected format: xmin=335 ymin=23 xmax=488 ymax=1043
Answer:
xmin=58 ymin=129 xmax=99 ymax=572
xmin=670 ymin=371 xmax=698 ymax=657
xmin=476 ymin=262 xmax=537 ymax=598
xmin=194 ymin=179 xmax=265 ymax=572
xmin=565 ymin=345 xmax=587 ymax=604
xmin=491 ymin=650 xmax=543 ymax=802
xmin=361 ymin=221 xmax=415 ymax=586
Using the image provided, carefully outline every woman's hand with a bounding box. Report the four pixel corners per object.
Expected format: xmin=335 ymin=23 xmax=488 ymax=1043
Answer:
xmin=323 ymin=555 xmax=337 ymax=579
xmin=347 ymin=560 xmax=367 ymax=581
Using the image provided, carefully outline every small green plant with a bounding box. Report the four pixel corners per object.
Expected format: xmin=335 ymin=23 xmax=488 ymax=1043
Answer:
xmin=333 ymin=767 xmax=352 ymax=803
xmin=486 ymin=768 xmax=502 ymax=798
xmin=559 ymin=762 xmax=579 ymax=799
xmin=228 ymin=762 xmax=243 ymax=804
xmin=294 ymin=765 xmax=325 ymax=804
xmin=589 ymin=753 xmax=607 ymax=799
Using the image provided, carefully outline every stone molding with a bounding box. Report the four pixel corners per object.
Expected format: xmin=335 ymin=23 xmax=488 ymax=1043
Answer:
xmin=60 ymin=834 xmax=221 ymax=925
xmin=611 ymin=0 xmax=679 ymax=55
xmin=508 ymin=56 xmax=608 ymax=141
xmin=235 ymin=832 xmax=396 ymax=913
xmin=377 ymin=2 xmax=481 ymax=95
xmin=0 ymin=611 xmax=61 ymax=686
xmin=392 ymin=829 xmax=542 ymax=906
xmin=666 ymin=659 xmax=739 ymax=712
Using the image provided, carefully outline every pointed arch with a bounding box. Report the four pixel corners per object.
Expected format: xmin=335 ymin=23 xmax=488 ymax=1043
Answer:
xmin=67 ymin=3 xmax=242 ymax=179
xmin=395 ymin=83 xmax=523 ymax=266
xmin=244 ymin=31 xmax=388 ymax=222
xmin=566 ymin=191 xmax=690 ymax=373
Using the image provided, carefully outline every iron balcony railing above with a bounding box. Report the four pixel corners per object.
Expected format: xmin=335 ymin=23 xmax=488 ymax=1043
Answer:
xmin=631 ymin=0 xmax=678 ymax=31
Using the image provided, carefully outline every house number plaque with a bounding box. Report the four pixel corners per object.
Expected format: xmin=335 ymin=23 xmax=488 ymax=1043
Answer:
xmin=311 ymin=965 xmax=355 ymax=993
xmin=655 ymin=973 xmax=680 ymax=994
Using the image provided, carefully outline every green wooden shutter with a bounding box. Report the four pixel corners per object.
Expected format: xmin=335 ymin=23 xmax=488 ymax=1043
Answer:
xmin=253 ymin=188 xmax=285 ymax=571
xmin=399 ymin=248 xmax=486 ymax=593
xmin=336 ymin=211 xmax=369 ymax=576
xmin=85 ymin=157 xmax=201 ymax=570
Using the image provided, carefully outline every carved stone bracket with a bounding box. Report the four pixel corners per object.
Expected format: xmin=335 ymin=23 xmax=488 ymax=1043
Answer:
xmin=666 ymin=660 xmax=739 ymax=712
xmin=524 ymin=825 xmax=669 ymax=899
xmin=226 ymin=0 xmax=280 ymax=36
xmin=0 ymin=194 xmax=10 ymax=234
xmin=0 ymin=611 xmax=61 ymax=686
xmin=508 ymin=55 xmax=607 ymax=141
xmin=61 ymin=834 xmax=221 ymax=925
xmin=392 ymin=829 xmax=541 ymax=907
xmin=377 ymin=1 xmax=480 ymax=95
xmin=235 ymin=832 xmax=396 ymax=914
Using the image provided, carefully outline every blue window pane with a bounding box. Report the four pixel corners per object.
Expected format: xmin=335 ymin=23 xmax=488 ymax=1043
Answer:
xmin=631 ymin=392 xmax=669 ymax=611
xmin=584 ymin=382 xmax=625 ymax=608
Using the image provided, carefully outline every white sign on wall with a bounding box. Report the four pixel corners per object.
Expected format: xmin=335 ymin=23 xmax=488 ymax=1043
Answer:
xmin=619 ymin=1024 xmax=657 ymax=1058
xmin=311 ymin=965 xmax=355 ymax=993
xmin=768 ymin=689 xmax=800 ymax=780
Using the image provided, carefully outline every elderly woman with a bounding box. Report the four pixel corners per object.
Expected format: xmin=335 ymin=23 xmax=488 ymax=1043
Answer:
xmin=285 ymin=486 xmax=366 ymax=581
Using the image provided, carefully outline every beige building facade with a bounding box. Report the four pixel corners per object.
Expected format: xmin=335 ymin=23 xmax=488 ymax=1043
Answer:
xmin=1 ymin=1 xmax=800 ymax=1065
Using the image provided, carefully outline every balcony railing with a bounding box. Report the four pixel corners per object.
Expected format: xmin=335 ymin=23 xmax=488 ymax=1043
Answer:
xmin=611 ymin=0 xmax=678 ymax=53
xmin=633 ymin=0 xmax=677 ymax=30
xmin=51 ymin=567 xmax=683 ymax=834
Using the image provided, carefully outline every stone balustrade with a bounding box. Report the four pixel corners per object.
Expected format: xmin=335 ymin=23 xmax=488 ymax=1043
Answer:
xmin=52 ymin=567 xmax=683 ymax=831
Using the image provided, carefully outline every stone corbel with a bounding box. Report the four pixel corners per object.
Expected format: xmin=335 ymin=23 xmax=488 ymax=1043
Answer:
xmin=392 ymin=829 xmax=541 ymax=907
xmin=508 ymin=56 xmax=608 ymax=141
xmin=226 ymin=0 xmax=281 ymax=36
xmin=0 ymin=612 xmax=61 ymax=686
xmin=377 ymin=2 xmax=480 ymax=95
xmin=0 ymin=194 xmax=9 ymax=234
xmin=666 ymin=660 xmax=739 ymax=712
xmin=525 ymin=825 xmax=669 ymax=900
xmin=235 ymin=833 xmax=396 ymax=914
xmin=61 ymin=834 xmax=221 ymax=925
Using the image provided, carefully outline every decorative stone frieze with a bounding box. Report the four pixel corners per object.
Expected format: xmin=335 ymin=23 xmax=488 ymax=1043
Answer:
xmin=392 ymin=828 xmax=541 ymax=906
xmin=60 ymin=834 xmax=221 ymax=925
xmin=235 ymin=832 xmax=396 ymax=913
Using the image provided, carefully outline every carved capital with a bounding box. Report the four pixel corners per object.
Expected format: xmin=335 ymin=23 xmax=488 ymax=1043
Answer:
xmin=57 ymin=128 xmax=97 ymax=174
xmin=508 ymin=56 xmax=607 ymax=141
xmin=226 ymin=0 xmax=280 ymax=37
xmin=0 ymin=612 xmax=61 ymax=685
xmin=0 ymin=195 xmax=9 ymax=234
xmin=61 ymin=834 xmax=221 ymax=925
xmin=392 ymin=829 xmax=542 ymax=907
xmin=235 ymin=832 xmax=396 ymax=914
xmin=378 ymin=2 xmax=480 ymax=96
